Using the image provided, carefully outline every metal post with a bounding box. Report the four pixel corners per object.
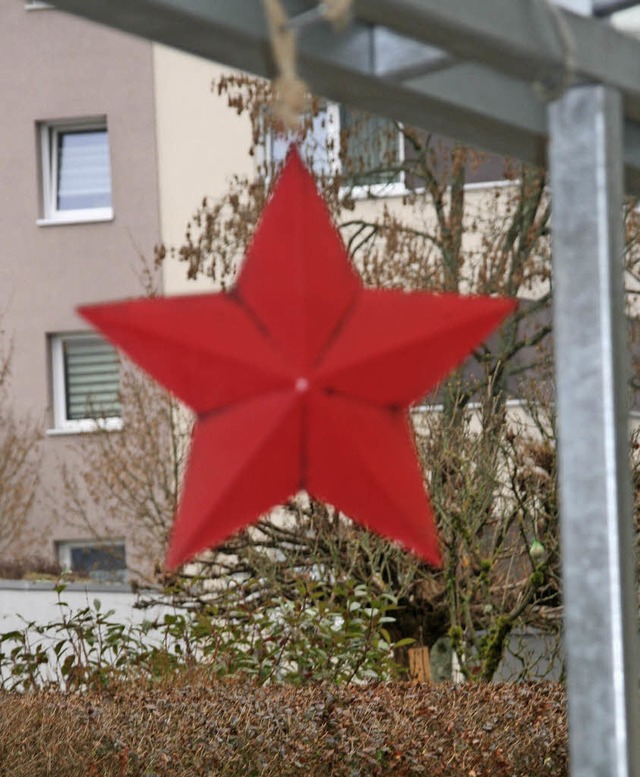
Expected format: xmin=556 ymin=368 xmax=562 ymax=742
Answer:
xmin=549 ymin=84 xmax=639 ymax=777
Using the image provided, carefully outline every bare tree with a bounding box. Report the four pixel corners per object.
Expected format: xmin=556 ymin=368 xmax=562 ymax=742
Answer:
xmin=149 ymin=75 xmax=564 ymax=680
xmin=56 ymin=75 xmax=640 ymax=680
xmin=0 ymin=332 xmax=42 ymax=571
xmin=59 ymin=365 xmax=191 ymax=584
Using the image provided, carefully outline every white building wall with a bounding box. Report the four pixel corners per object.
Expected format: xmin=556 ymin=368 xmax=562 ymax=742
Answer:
xmin=0 ymin=581 xmax=166 ymax=634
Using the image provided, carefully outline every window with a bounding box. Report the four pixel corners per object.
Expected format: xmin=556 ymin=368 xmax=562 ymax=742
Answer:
xmin=407 ymin=134 xmax=510 ymax=190
xmin=338 ymin=105 xmax=404 ymax=188
xmin=269 ymin=104 xmax=405 ymax=194
xmin=39 ymin=119 xmax=113 ymax=224
xmin=57 ymin=540 xmax=127 ymax=583
xmin=268 ymin=106 xmax=511 ymax=194
xmin=50 ymin=333 xmax=121 ymax=433
xmin=270 ymin=109 xmax=335 ymax=179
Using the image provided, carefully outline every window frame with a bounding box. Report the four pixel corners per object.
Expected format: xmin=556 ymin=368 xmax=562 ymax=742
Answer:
xmin=56 ymin=539 xmax=127 ymax=583
xmin=38 ymin=118 xmax=114 ymax=226
xmin=49 ymin=332 xmax=122 ymax=435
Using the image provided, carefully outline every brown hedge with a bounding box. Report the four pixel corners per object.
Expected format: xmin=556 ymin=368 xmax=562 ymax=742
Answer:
xmin=0 ymin=679 xmax=566 ymax=776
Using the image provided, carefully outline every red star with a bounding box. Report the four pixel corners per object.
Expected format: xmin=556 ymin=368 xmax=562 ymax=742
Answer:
xmin=79 ymin=149 xmax=516 ymax=570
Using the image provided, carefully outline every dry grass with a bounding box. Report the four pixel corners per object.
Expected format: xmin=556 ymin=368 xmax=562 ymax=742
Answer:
xmin=0 ymin=676 xmax=566 ymax=776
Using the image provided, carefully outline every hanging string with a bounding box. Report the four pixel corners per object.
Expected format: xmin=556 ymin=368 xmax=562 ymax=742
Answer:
xmin=262 ymin=0 xmax=308 ymax=130
xmin=533 ymin=0 xmax=576 ymax=102
xmin=262 ymin=0 xmax=354 ymax=129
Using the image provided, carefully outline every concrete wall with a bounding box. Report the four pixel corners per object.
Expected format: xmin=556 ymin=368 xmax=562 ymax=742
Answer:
xmin=0 ymin=580 xmax=159 ymax=635
xmin=0 ymin=580 xmax=171 ymax=687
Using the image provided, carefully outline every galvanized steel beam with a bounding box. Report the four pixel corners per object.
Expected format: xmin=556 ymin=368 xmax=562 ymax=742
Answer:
xmin=49 ymin=0 xmax=640 ymax=194
xmin=45 ymin=0 xmax=547 ymax=164
xmin=549 ymin=83 xmax=640 ymax=777
xmin=354 ymin=0 xmax=640 ymax=120
xmin=51 ymin=0 xmax=640 ymax=113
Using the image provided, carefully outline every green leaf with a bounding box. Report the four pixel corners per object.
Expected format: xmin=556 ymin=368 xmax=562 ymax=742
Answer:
xmin=393 ymin=638 xmax=416 ymax=649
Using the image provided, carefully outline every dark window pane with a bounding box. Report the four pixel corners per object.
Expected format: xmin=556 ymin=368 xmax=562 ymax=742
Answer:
xmin=70 ymin=544 xmax=126 ymax=582
xmin=403 ymin=131 xmax=510 ymax=189
xmin=340 ymin=106 xmax=401 ymax=187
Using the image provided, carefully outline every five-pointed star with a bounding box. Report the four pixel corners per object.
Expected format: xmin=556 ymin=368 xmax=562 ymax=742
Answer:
xmin=79 ymin=149 xmax=516 ymax=569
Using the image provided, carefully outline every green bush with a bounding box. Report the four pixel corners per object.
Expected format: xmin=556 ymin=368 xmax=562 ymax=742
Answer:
xmin=0 ymin=581 xmax=412 ymax=691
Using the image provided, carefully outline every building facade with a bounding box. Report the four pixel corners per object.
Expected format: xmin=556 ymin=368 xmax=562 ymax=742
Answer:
xmin=0 ymin=2 xmax=162 ymax=579
xmin=3 ymin=1 xmax=639 ymax=585
xmin=0 ymin=2 xmax=254 ymax=582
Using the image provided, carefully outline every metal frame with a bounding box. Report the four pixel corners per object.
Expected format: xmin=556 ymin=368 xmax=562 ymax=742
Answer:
xmin=549 ymin=83 xmax=639 ymax=777
xmin=48 ymin=1 xmax=640 ymax=774
xmin=49 ymin=0 xmax=640 ymax=193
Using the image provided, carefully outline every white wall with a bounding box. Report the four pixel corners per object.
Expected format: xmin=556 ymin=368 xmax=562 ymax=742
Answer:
xmin=0 ymin=580 xmax=165 ymax=633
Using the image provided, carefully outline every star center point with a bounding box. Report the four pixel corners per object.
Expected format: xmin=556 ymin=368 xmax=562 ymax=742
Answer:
xmin=295 ymin=377 xmax=310 ymax=394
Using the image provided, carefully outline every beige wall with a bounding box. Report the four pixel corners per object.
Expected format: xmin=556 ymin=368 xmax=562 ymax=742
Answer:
xmin=152 ymin=48 xmax=253 ymax=294
xmin=0 ymin=4 xmax=161 ymax=565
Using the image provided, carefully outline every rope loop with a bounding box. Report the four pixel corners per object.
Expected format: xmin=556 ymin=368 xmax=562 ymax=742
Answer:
xmin=262 ymin=0 xmax=354 ymax=129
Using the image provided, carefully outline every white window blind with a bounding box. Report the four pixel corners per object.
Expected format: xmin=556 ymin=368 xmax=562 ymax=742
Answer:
xmin=56 ymin=128 xmax=112 ymax=211
xmin=62 ymin=335 xmax=120 ymax=421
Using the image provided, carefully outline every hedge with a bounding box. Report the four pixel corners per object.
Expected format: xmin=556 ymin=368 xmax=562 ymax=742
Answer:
xmin=0 ymin=678 xmax=566 ymax=776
